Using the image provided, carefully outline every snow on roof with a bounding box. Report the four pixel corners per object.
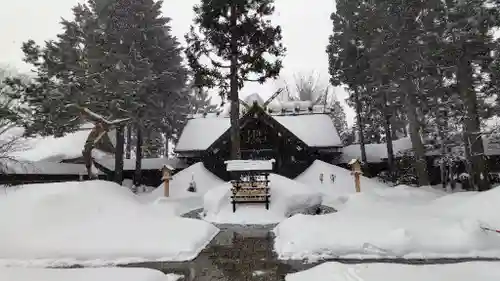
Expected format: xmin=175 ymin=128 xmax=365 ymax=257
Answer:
xmin=176 ymin=112 xmax=342 ymax=152
xmin=273 ymin=114 xmax=342 ymax=147
xmin=92 ymin=149 xmax=187 ymax=171
xmin=5 ymin=123 xmax=115 ymax=163
xmin=341 ymin=137 xmax=413 ymax=163
xmin=1 ymin=160 xmax=89 ymax=175
xmin=175 ymin=117 xmax=230 ymax=152
xmin=224 ymin=159 xmax=275 ymax=172
xmin=243 ymin=93 xmax=265 ymax=106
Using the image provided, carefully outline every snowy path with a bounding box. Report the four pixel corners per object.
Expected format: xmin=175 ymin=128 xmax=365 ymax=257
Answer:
xmin=120 ymin=225 xmax=500 ymax=281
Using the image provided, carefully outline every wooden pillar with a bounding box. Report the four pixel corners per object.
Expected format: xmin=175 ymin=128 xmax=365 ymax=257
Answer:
xmin=161 ymin=165 xmax=173 ymax=197
xmin=354 ymin=173 xmax=361 ymax=193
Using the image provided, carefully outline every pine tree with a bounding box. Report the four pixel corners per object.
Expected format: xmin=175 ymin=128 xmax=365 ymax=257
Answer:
xmin=329 ymin=98 xmax=349 ymax=144
xmin=327 ymin=0 xmax=372 ymax=163
xmin=0 ymin=68 xmax=30 ymax=173
xmin=439 ymin=0 xmax=499 ymax=191
xmin=8 ymin=0 xmax=188 ymax=184
xmin=185 ymin=0 xmax=286 ymax=160
xmin=189 ymin=87 xmax=217 ymax=114
xmin=328 ymin=0 xmax=451 ymax=185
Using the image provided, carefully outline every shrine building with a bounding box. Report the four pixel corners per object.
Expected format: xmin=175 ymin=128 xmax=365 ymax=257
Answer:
xmin=174 ymin=94 xmax=343 ymax=180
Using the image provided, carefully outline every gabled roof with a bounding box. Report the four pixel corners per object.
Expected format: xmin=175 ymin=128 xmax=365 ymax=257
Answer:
xmin=175 ymin=117 xmax=230 ymax=152
xmin=273 ymin=114 xmax=341 ymax=147
xmin=175 ymin=103 xmax=342 ymax=153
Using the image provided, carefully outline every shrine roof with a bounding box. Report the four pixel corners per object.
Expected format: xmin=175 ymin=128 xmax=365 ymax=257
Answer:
xmin=175 ymin=109 xmax=342 ymax=153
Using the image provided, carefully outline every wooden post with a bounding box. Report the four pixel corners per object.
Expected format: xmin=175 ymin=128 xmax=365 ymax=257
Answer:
xmin=354 ymin=173 xmax=361 ymax=193
xmin=161 ymin=165 xmax=174 ymax=197
xmin=348 ymin=159 xmax=362 ymax=193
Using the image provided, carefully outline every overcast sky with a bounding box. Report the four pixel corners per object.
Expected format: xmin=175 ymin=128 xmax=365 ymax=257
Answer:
xmin=0 ymin=0 xmax=355 ymax=125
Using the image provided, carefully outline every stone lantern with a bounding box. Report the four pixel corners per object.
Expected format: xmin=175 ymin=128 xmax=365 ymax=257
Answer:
xmin=348 ymin=158 xmax=362 ymax=193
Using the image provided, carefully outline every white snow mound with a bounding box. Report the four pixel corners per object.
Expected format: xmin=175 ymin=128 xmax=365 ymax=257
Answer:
xmin=0 ymin=180 xmax=219 ymax=266
xmin=143 ymin=162 xmax=224 ymax=200
xmin=274 ymin=185 xmax=500 ymax=261
xmin=286 ymin=261 xmax=500 ymax=281
xmin=0 ymin=267 xmax=182 ymax=281
xmin=295 ymin=160 xmax=391 ymax=208
xmin=202 ymin=173 xmax=322 ymax=225
xmin=139 ymin=162 xmax=224 ymax=215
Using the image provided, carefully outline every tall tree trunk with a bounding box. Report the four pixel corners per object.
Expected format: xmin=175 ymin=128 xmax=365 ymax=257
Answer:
xmin=462 ymin=130 xmax=475 ymax=190
xmin=459 ymin=48 xmax=490 ymax=191
xmin=164 ymin=132 xmax=170 ymax=157
xmin=83 ymin=127 xmax=99 ymax=179
xmin=438 ymin=115 xmax=448 ymax=190
xmin=114 ymin=125 xmax=124 ymax=184
xmin=404 ymin=80 xmax=429 ymax=186
xmin=125 ymin=125 xmax=132 ymax=159
xmin=402 ymin=120 xmax=408 ymax=137
xmin=134 ymin=126 xmax=143 ymax=189
xmin=144 ymin=129 xmax=151 ymax=158
xmin=382 ymin=92 xmax=395 ymax=182
xmin=229 ymin=3 xmax=241 ymax=160
xmin=354 ymin=88 xmax=367 ymax=163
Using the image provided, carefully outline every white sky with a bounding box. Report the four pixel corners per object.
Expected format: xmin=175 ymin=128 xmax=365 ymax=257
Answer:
xmin=0 ymin=0 xmax=355 ymax=125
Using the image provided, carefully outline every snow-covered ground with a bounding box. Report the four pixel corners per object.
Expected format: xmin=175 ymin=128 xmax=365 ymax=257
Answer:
xmin=0 ymin=180 xmax=219 ymax=266
xmin=202 ymin=173 xmax=322 ymax=224
xmin=274 ymin=162 xmax=500 ymax=261
xmin=139 ymin=162 xmax=224 ymax=215
xmin=285 ymin=261 xmax=500 ymax=281
xmin=295 ymin=160 xmax=390 ymax=208
xmin=0 ymin=267 xmax=182 ymax=281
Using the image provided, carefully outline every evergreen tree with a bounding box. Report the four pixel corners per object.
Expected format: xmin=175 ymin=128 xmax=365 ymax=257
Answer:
xmin=189 ymin=87 xmax=218 ymax=114
xmin=185 ymin=0 xmax=286 ymax=159
xmin=329 ymin=97 xmax=349 ymax=144
xmin=439 ymin=0 xmax=499 ymax=191
xmin=327 ymin=0 xmax=372 ymax=163
xmin=8 ymin=0 xmax=188 ymax=184
xmin=328 ymin=0 xmax=448 ymax=185
xmin=0 ymin=68 xmax=30 ymax=173
xmin=328 ymin=0 xmax=500 ymax=188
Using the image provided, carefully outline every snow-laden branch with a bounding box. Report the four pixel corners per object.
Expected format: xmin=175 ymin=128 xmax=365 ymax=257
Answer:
xmin=65 ymin=104 xmax=131 ymax=127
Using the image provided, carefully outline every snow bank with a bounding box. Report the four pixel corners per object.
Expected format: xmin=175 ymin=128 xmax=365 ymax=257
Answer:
xmin=431 ymin=186 xmax=500 ymax=228
xmin=295 ymin=160 xmax=390 ymax=208
xmin=142 ymin=162 xmax=224 ymax=200
xmin=274 ymin=185 xmax=500 ymax=261
xmin=202 ymin=174 xmax=322 ymax=224
xmin=0 ymin=267 xmax=181 ymax=281
xmin=286 ymin=262 xmax=500 ymax=281
xmin=139 ymin=163 xmax=224 ymax=215
xmin=0 ymin=180 xmax=219 ymax=266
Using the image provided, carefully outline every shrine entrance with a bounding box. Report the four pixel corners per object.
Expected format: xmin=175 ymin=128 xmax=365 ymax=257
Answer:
xmin=202 ymin=103 xmax=323 ymax=180
xmin=240 ymin=116 xmax=281 ymax=172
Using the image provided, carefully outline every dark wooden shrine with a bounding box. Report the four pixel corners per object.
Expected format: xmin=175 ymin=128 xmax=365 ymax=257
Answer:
xmin=226 ymin=160 xmax=274 ymax=212
xmin=176 ymin=102 xmax=343 ymax=181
